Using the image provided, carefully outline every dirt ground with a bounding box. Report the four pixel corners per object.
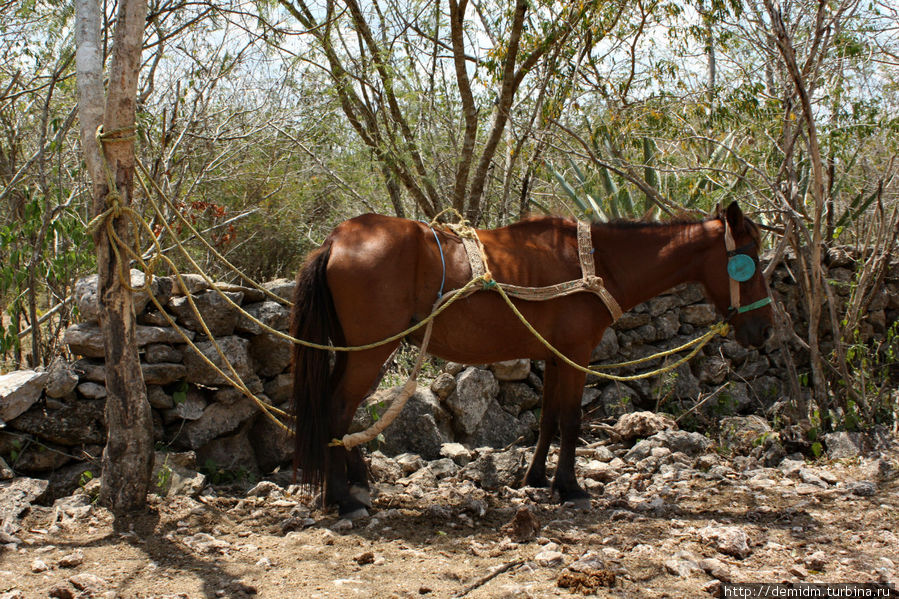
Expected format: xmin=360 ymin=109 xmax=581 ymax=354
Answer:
xmin=2 ymin=444 xmax=898 ymax=599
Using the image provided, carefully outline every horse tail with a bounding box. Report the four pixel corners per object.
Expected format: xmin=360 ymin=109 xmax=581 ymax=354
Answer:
xmin=289 ymin=240 xmax=343 ymax=492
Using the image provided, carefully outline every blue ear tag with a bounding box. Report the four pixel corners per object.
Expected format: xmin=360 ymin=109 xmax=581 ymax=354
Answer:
xmin=727 ymin=254 xmax=756 ymax=282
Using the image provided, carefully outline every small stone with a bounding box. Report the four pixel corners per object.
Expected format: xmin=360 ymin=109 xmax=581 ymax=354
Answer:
xmin=58 ymin=549 xmax=85 ymax=568
xmin=31 ymin=558 xmax=50 ymax=573
xmin=47 ymin=585 xmax=74 ymax=599
xmin=583 ymin=460 xmax=616 ymax=482
xmin=68 ymin=572 xmax=107 ymax=593
xmin=847 ymin=481 xmax=876 ymax=497
xmin=428 ymin=458 xmax=459 ymax=478
xmin=354 ymin=551 xmax=375 ymax=565
xmin=489 ymin=359 xmax=531 ymax=381
xmin=699 ymin=526 xmax=751 ymax=559
xmin=700 ymin=557 xmax=733 ymax=582
xmin=440 ymin=443 xmax=472 ymax=466
xmin=502 ymin=507 xmax=540 ymax=542
xmin=535 ymin=550 xmax=565 ymax=568
xmin=247 ymin=481 xmax=283 ymax=498
xmin=430 ymin=373 xmax=456 ymax=399
xmin=255 ymin=557 xmax=274 ymax=569
xmin=789 ymin=564 xmax=808 ymax=579
xmin=806 ymin=551 xmax=827 ymax=571
xmin=44 ymin=359 xmax=79 ymax=399
xmin=331 ymin=519 xmax=353 ymax=531
xmin=77 ymin=382 xmax=107 ymax=400
xmin=395 ymin=453 xmax=425 ymax=474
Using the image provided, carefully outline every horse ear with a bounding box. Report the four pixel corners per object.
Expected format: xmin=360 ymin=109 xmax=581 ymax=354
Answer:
xmin=725 ymin=201 xmax=744 ymax=230
xmin=710 ymin=202 xmax=722 ymax=219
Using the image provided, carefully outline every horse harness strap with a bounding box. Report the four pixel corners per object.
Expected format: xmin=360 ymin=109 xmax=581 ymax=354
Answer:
xmin=441 ymin=220 xmax=623 ymax=322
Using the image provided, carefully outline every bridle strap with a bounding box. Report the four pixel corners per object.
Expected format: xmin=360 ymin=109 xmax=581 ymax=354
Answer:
xmin=724 ymin=219 xmax=741 ymax=311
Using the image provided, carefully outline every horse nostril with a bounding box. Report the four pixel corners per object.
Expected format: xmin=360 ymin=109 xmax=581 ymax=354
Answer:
xmin=762 ymin=325 xmax=773 ymax=342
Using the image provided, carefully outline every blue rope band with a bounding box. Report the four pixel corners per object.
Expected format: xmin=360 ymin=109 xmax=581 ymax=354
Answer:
xmin=425 ymin=223 xmax=446 ymax=300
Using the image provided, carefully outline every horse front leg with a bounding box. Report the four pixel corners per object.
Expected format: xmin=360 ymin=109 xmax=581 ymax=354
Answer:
xmin=524 ymin=362 xmax=560 ymax=488
xmin=551 ymin=362 xmax=590 ymax=508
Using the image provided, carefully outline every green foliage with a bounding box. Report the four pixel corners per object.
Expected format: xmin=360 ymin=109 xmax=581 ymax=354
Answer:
xmin=79 ymin=470 xmax=94 ymax=488
xmin=172 ymin=382 xmax=189 ymax=406
xmin=200 ymin=458 xmax=256 ymax=486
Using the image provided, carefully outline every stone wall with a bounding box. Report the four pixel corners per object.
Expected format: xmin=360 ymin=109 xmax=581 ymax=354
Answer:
xmin=0 ymin=249 xmax=896 ymax=495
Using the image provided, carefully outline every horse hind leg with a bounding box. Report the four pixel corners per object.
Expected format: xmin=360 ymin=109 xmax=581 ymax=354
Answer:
xmin=325 ymin=345 xmax=399 ymax=518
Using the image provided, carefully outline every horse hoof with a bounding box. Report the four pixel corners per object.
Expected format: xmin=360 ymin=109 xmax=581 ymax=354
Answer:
xmin=349 ymin=485 xmax=372 ymax=508
xmin=340 ymin=506 xmax=370 ymax=521
xmin=563 ymin=497 xmax=592 ymax=511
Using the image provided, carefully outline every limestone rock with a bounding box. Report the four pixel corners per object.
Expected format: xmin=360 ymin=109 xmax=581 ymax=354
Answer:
xmin=609 ymin=411 xmax=677 ymax=443
xmin=440 ymin=443 xmax=473 ymax=466
xmin=236 ymin=301 xmax=291 ymax=335
xmin=249 ymin=411 xmax=294 ymax=473
xmin=261 ymin=278 xmax=296 ymax=301
xmin=699 ymin=525 xmax=752 ymax=558
xmin=73 ymin=270 xmax=162 ymax=322
xmin=0 ymin=370 xmax=48 ymax=422
xmin=44 ymin=359 xmax=79 ymax=399
xmin=250 ymin=332 xmax=292 ymax=377
xmin=65 ymin=322 xmax=194 ymax=358
xmin=179 ymin=396 xmax=259 ymax=449
xmin=681 ymin=304 xmax=717 ymax=326
xmin=445 ymin=367 xmax=499 ymax=435
xmin=263 ymin=374 xmax=293 ymax=405
xmin=697 ymin=355 xmax=730 ymax=384
xmin=463 ymin=398 xmax=531 ymax=449
xmin=182 ymin=336 xmax=254 ymax=387
xmin=429 ymin=373 xmax=456 ymax=399
xmin=168 ymin=290 xmax=244 ymax=337
xmin=596 ymin=383 xmax=639 ymax=418
xmin=498 ymin=381 xmax=540 ymax=416
xmin=151 ymin=451 xmax=205 ymax=497
xmin=615 ymin=312 xmax=650 ymax=330
xmin=171 ymin=273 xmax=210 ymax=295
xmin=197 ymin=429 xmax=260 ymax=479
xmin=591 ymin=328 xmax=619 ymax=362
xmin=489 ymin=359 xmax=531 ymax=381
xmin=144 ymin=344 xmax=183 ymax=364
xmin=0 ymin=477 xmax=49 ymax=524
xmin=719 ymin=415 xmax=772 ymax=455
xmin=8 ymin=400 xmax=105 ymax=445
xmin=461 ymin=448 xmax=528 ymax=490
xmin=378 ymin=388 xmax=452 ymax=460
xmin=76 ymin=382 xmax=107 ymax=400
xmin=824 ymin=431 xmax=867 ymax=459
xmin=141 ymin=362 xmax=187 ymax=386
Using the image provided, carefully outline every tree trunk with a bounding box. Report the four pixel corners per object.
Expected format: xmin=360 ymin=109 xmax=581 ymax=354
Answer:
xmin=75 ymin=0 xmax=153 ymax=514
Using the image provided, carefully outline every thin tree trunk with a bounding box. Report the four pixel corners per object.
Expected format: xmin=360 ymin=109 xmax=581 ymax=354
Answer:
xmin=76 ymin=0 xmax=154 ymax=514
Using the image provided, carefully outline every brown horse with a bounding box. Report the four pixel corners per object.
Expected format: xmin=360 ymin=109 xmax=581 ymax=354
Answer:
xmin=289 ymin=201 xmax=773 ymax=518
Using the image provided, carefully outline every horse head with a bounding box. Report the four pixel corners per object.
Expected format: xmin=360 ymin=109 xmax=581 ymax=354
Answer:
xmin=701 ymin=202 xmax=774 ymax=348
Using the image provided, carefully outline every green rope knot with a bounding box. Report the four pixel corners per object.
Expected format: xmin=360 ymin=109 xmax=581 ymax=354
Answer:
xmin=482 ymin=278 xmax=497 ymax=290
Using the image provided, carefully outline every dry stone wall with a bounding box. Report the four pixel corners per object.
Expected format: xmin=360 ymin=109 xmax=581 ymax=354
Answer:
xmin=0 ymin=249 xmax=896 ymax=495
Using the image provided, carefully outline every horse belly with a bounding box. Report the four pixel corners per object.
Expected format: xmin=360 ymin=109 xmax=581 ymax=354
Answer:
xmin=411 ymin=293 xmax=600 ymax=365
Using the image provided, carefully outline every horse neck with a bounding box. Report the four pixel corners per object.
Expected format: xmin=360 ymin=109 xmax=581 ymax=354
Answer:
xmin=598 ymin=220 xmax=721 ymax=312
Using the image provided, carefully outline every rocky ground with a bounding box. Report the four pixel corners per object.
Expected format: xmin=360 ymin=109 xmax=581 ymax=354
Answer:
xmin=1 ymin=413 xmax=897 ymax=599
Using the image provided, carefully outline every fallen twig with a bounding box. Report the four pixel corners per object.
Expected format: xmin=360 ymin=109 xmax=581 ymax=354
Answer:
xmin=453 ymin=559 xmax=525 ymax=598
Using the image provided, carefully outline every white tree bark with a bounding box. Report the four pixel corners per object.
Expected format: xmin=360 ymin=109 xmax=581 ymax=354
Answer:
xmin=74 ymin=0 xmax=104 ymax=188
